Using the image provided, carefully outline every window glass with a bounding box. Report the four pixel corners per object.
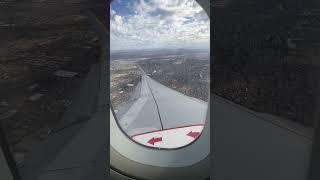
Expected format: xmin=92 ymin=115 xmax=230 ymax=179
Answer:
xmin=110 ymin=0 xmax=210 ymax=149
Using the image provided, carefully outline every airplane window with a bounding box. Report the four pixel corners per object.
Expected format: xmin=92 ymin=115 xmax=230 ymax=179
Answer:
xmin=110 ymin=0 xmax=210 ymax=149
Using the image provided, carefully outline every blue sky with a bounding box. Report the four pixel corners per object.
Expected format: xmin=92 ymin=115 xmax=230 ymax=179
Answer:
xmin=110 ymin=0 xmax=210 ymax=51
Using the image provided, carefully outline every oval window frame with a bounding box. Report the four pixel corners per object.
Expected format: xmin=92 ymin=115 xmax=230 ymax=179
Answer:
xmin=109 ymin=0 xmax=211 ymax=150
xmin=109 ymin=0 xmax=211 ymax=179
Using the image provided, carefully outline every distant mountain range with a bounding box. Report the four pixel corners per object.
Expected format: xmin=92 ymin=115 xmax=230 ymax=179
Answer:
xmin=110 ymin=48 xmax=210 ymax=60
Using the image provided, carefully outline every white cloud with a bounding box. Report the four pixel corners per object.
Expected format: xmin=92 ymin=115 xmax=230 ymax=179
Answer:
xmin=110 ymin=0 xmax=210 ymax=51
xmin=111 ymin=9 xmax=116 ymax=16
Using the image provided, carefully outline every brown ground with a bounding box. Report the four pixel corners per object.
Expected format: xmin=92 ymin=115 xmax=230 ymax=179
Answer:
xmin=110 ymin=61 xmax=141 ymax=115
xmin=138 ymin=58 xmax=210 ymax=102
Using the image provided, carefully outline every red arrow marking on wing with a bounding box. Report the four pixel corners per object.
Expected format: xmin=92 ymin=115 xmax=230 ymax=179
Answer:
xmin=187 ymin=131 xmax=200 ymax=138
xmin=147 ymin=137 xmax=162 ymax=145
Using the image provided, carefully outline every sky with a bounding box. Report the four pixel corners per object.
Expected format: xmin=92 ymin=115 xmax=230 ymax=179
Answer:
xmin=110 ymin=0 xmax=210 ymax=51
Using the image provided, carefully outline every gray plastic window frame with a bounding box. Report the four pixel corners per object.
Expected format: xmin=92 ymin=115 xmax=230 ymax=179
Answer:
xmin=109 ymin=0 xmax=211 ymax=179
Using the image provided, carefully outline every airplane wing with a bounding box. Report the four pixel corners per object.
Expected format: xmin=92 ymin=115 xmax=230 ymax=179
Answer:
xmin=117 ymin=71 xmax=208 ymax=149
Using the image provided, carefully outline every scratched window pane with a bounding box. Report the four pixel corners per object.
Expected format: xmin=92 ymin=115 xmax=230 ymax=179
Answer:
xmin=110 ymin=0 xmax=210 ymax=149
